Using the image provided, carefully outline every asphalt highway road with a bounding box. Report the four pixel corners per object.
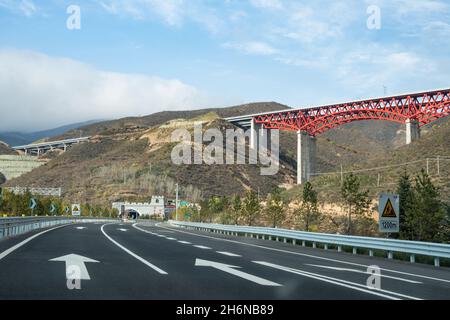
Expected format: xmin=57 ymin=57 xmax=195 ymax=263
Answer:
xmin=0 ymin=221 xmax=449 ymax=300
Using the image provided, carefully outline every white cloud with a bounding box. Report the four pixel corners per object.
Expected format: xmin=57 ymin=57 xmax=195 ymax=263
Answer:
xmin=222 ymin=41 xmax=279 ymax=56
xmin=0 ymin=49 xmax=213 ymax=132
xmin=392 ymin=0 xmax=448 ymax=14
xmin=98 ymin=0 xmax=224 ymax=32
xmin=249 ymin=0 xmax=283 ymax=10
xmin=99 ymin=0 xmax=184 ymax=25
xmin=0 ymin=0 xmax=38 ymax=16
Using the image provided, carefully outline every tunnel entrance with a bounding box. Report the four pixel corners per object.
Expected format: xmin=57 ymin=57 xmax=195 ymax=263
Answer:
xmin=126 ymin=209 xmax=140 ymax=220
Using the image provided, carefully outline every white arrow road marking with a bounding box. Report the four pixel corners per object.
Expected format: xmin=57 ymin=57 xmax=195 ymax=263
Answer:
xmin=75 ymin=227 xmax=87 ymax=230
xmin=101 ymin=224 xmax=167 ymax=275
xmin=306 ymin=264 xmax=422 ymax=284
xmin=50 ymin=254 xmax=99 ymax=280
xmin=178 ymin=241 xmax=192 ymax=245
xmin=195 ymin=259 xmax=281 ymax=287
xmin=254 ymin=261 xmax=422 ymax=300
xmin=194 ymin=245 xmax=212 ymax=250
xmin=166 ymin=237 xmax=177 ymax=241
xmin=118 ymin=229 xmax=128 ymax=232
xmin=217 ymin=252 xmax=242 ymax=257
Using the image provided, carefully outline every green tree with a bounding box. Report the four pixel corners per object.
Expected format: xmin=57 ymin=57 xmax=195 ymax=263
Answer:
xmin=207 ymin=196 xmax=224 ymax=222
xmin=230 ymin=194 xmax=242 ymax=225
xmin=298 ymin=182 xmax=321 ymax=232
xmin=199 ymin=199 xmax=212 ymax=222
xmin=396 ymin=171 xmax=414 ymax=239
xmin=265 ymin=187 xmax=285 ymax=228
xmin=340 ymin=173 xmax=370 ymax=235
xmin=404 ymin=170 xmax=448 ymax=242
xmin=242 ymin=190 xmax=260 ymax=226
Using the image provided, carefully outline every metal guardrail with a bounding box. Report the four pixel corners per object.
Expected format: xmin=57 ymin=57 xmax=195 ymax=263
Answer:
xmin=170 ymin=221 xmax=450 ymax=267
xmin=0 ymin=217 xmax=116 ymax=240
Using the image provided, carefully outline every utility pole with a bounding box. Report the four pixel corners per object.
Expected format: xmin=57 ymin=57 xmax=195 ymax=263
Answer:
xmin=175 ymin=183 xmax=179 ymax=221
xmin=437 ymin=156 xmax=440 ymax=176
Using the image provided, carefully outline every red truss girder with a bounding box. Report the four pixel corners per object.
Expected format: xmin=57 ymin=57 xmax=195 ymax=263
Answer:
xmin=254 ymin=89 xmax=450 ymax=136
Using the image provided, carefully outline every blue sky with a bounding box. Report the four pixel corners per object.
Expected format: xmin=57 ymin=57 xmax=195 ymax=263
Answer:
xmin=1 ymin=0 xmax=450 ymax=131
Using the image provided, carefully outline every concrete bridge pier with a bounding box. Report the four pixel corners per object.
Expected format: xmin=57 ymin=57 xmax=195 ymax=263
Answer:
xmin=406 ymin=119 xmax=420 ymax=145
xmin=250 ymin=119 xmax=271 ymax=151
xmin=297 ymin=131 xmax=317 ymax=185
xmin=250 ymin=118 xmax=260 ymax=150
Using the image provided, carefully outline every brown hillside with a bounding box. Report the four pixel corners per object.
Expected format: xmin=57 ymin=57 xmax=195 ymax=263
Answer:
xmin=0 ymin=141 xmax=17 ymax=155
xmin=6 ymin=117 xmax=296 ymax=205
xmin=54 ymin=102 xmax=290 ymax=140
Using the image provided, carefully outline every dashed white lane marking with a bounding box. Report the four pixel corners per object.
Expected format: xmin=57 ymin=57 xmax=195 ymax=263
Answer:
xmin=118 ymin=229 xmax=128 ymax=232
xmin=101 ymin=224 xmax=167 ymax=275
xmin=217 ymin=251 xmax=242 ymax=257
xmin=194 ymin=245 xmax=212 ymax=250
xmin=178 ymin=241 xmax=192 ymax=245
xmin=0 ymin=225 xmax=69 ymax=261
xmin=75 ymin=227 xmax=87 ymax=230
xmin=166 ymin=238 xmax=177 ymax=241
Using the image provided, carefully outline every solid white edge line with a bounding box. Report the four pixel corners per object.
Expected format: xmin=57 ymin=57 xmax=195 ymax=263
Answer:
xmin=152 ymin=224 xmax=450 ymax=285
xmin=254 ymin=261 xmax=422 ymax=301
xmin=0 ymin=225 xmax=69 ymax=261
xmin=253 ymin=261 xmax=401 ymax=300
xmin=305 ymin=264 xmax=422 ymax=284
xmin=101 ymin=224 xmax=167 ymax=275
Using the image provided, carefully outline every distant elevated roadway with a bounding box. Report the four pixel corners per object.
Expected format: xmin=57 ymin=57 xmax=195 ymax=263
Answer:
xmin=13 ymin=137 xmax=90 ymax=156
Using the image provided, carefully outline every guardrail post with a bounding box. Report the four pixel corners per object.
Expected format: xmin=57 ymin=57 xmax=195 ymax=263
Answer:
xmin=369 ymin=250 xmax=374 ymax=257
xmin=269 ymin=236 xmax=272 ymax=241
xmin=410 ymin=255 xmax=415 ymax=263
xmin=276 ymin=237 xmax=279 ymax=242
xmin=312 ymin=242 xmax=316 ymax=249
xmin=338 ymin=245 xmax=342 ymax=252
xmin=293 ymin=240 xmax=296 ymax=246
xmin=434 ymin=258 xmax=440 ymax=267
xmin=353 ymin=248 xmax=357 ymax=255
xmin=324 ymin=244 xmax=328 ymax=250
xmin=284 ymin=238 xmax=287 ymax=244
xmin=302 ymin=241 xmax=306 ymax=247
xmin=388 ymin=251 xmax=394 ymax=259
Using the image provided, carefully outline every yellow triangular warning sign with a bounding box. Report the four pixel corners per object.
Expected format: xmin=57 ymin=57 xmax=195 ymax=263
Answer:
xmin=73 ymin=207 xmax=79 ymax=211
xmin=382 ymin=198 xmax=397 ymax=218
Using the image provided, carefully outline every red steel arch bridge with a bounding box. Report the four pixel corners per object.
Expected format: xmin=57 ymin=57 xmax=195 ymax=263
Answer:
xmin=225 ymin=88 xmax=450 ymax=184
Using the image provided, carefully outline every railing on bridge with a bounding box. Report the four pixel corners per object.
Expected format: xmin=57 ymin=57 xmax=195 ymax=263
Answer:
xmin=170 ymin=221 xmax=450 ymax=267
xmin=5 ymin=187 xmax=62 ymax=197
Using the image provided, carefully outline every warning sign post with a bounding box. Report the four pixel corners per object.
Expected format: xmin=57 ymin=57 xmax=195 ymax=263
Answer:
xmin=72 ymin=204 xmax=81 ymax=217
xmin=379 ymin=194 xmax=400 ymax=233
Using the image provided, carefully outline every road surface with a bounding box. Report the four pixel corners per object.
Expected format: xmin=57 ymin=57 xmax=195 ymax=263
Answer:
xmin=0 ymin=221 xmax=449 ymax=300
